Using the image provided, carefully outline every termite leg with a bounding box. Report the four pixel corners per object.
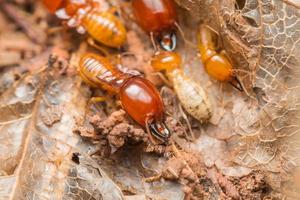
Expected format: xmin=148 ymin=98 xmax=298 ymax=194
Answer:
xmin=171 ymin=143 xmax=182 ymax=158
xmin=152 ymin=72 xmax=173 ymax=87
xmin=160 ymin=86 xmax=192 ymax=141
xmin=160 ymin=85 xmax=172 ymax=96
xmin=174 ymin=22 xmax=195 ymax=63
xmin=114 ymin=52 xmax=141 ymax=76
xmin=174 ymin=22 xmax=197 ymax=49
xmin=160 ymin=86 xmax=176 ymax=117
xmin=160 ymin=85 xmax=175 ymax=100
xmin=115 ymin=51 xmax=136 ymax=65
xmin=91 ymin=97 xmax=106 ymax=103
xmin=144 ymin=174 xmax=162 ymax=183
xmin=204 ymin=24 xmax=219 ymax=36
xmin=178 ymin=104 xmax=195 ymax=141
xmin=87 ymin=96 xmax=106 ymax=111
xmin=87 ymin=37 xmax=110 ymax=57
xmin=150 ymin=32 xmax=158 ymax=51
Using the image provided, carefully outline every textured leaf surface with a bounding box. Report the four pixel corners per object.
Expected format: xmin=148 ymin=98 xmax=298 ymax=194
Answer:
xmin=0 ymin=70 xmax=124 ymax=200
xmin=0 ymin=0 xmax=299 ymax=199
xmin=176 ymin=0 xmax=300 ymax=194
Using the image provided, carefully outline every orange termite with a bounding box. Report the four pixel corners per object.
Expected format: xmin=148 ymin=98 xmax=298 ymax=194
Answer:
xmin=79 ymin=53 xmax=170 ymax=143
xmin=197 ymin=25 xmax=243 ymax=91
xmin=43 ymin=0 xmax=126 ymax=48
xmin=131 ymin=0 xmax=179 ymax=51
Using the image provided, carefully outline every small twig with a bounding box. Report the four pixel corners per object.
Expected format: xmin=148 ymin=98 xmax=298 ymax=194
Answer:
xmin=0 ymin=2 xmax=46 ymax=45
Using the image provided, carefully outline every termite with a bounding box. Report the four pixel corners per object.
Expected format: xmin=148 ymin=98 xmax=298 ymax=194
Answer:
xmin=43 ymin=0 xmax=127 ymax=48
xmin=79 ymin=53 xmax=170 ymax=144
xmin=197 ymin=25 xmax=243 ymax=91
xmin=131 ymin=0 xmax=183 ymax=51
xmin=151 ymin=51 xmax=212 ymax=123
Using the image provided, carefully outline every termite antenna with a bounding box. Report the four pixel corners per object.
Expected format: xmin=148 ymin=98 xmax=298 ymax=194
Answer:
xmin=115 ymin=52 xmax=141 ymax=76
xmin=174 ymin=22 xmax=197 ymax=49
xmin=178 ymin=104 xmax=195 ymax=141
xmin=150 ymin=32 xmax=158 ymax=52
xmin=174 ymin=21 xmax=196 ymax=63
xmin=204 ymin=24 xmax=219 ymax=36
xmin=87 ymin=37 xmax=110 ymax=56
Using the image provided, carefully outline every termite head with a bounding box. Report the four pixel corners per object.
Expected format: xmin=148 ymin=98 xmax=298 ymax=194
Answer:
xmin=53 ymin=0 xmax=100 ymax=34
xmin=148 ymin=120 xmax=170 ymax=143
xmin=120 ymin=76 xmax=170 ymax=144
xmin=159 ymin=32 xmax=177 ymax=52
xmin=151 ymin=51 xmax=181 ymax=73
xmin=197 ymin=25 xmax=218 ymax=63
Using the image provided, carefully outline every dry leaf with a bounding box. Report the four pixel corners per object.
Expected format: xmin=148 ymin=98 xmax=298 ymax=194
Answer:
xmin=0 ymin=0 xmax=299 ymax=199
xmin=176 ymin=0 xmax=300 ymax=196
xmin=0 ymin=70 xmax=124 ymax=199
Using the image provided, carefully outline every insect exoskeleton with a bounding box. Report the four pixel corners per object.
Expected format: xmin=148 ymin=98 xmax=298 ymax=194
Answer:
xmin=43 ymin=0 xmax=127 ymax=48
xmin=79 ymin=53 xmax=170 ymax=143
xmin=197 ymin=25 xmax=243 ymax=91
xmin=151 ymin=51 xmax=212 ymax=122
xmin=81 ymin=10 xmax=127 ymax=48
xmin=131 ymin=0 xmax=178 ymax=51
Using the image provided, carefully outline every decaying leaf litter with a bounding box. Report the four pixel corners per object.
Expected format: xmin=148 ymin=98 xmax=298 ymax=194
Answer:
xmin=0 ymin=0 xmax=299 ymax=199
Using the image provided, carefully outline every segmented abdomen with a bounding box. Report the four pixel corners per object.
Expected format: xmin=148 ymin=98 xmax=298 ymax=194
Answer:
xmin=82 ymin=10 xmax=127 ymax=48
xmin=168 ymin=69 xmax=212 ymax=122
xmin=79 ymin=53 xmax=130 ymax=92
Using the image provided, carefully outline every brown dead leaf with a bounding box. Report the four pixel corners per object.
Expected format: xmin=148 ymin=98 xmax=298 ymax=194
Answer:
xmin=0 ymin=0 xmax=299 ymax=199
xmin=0 ymin=68 xmax=125 ymax=199
xmin=176 ymin=0 xmax=300 ymax=197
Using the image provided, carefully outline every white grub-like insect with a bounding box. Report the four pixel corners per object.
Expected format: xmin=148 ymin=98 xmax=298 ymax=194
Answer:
xmin=151 ymin=51 xmax=212 ymax=123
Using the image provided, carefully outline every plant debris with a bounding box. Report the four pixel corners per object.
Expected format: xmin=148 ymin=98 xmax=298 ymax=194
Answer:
xmin=0 ymin=0 xmax=299 ymax=199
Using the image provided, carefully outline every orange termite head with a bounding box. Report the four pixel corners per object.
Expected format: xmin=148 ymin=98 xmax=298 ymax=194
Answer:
xmin=197 ymin=25 xmax=233 ymax=81
xmin=151 ymin=51 xmax=181 ymax=72
xmin=197 ymin=25 xmax=243 ymax=91
xmin=204 ymin=54 xmax=233 ymax=82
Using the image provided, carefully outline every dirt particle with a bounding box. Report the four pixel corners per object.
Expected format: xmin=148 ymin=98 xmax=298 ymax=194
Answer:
xmin=72 ymin=152 xmax=80 ymax=164
xmin=90 ymin=109 xmax=148 ymax=150
xmin=216 ymin=171 xmax=240 ymax=199
xmin=41 ymin=105 xmax=63 ymax=126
